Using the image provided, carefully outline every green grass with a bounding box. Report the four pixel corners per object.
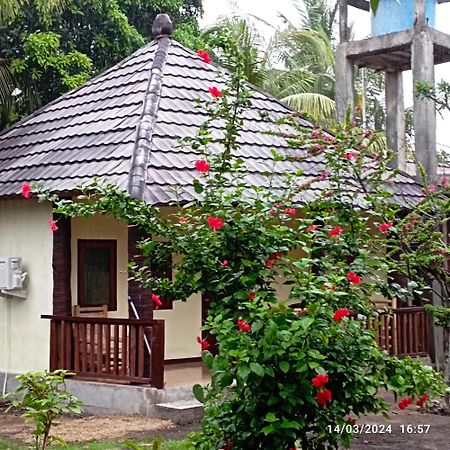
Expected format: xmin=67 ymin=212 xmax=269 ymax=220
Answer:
xmin=0 ymin=438 xmax=192 ymax=450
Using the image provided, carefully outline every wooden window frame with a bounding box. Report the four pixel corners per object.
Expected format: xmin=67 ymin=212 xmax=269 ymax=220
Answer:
xmin=77 ymin=239 xmax=117 ymax=311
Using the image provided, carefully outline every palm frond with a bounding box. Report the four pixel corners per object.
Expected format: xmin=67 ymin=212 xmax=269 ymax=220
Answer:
xmin=281 ymin=92 xmax=336 ymax=121
xmin=0 ymin=59 xmax=16 ymax=105
xmin=0 ymin=0 xmax=26 ymax=24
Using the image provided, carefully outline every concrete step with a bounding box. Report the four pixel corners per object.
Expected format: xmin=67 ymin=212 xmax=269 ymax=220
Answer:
xmin=155 ymin=399 xmax=203 ymax=425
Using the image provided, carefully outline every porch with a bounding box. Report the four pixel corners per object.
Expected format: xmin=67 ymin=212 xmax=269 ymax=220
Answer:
xmin=42 ymin=306 xmax=429 ymax=388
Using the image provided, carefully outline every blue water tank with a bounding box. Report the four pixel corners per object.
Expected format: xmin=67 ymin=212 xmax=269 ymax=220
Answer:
xmin=371 ymin=0 xmax=436 ymax=36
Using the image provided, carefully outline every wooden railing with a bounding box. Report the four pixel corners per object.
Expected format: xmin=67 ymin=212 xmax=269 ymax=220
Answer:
xmin=41 ymin=315 xmax=165 ymax=388
xmin=370 ymin=307 xmax=428 ymax=357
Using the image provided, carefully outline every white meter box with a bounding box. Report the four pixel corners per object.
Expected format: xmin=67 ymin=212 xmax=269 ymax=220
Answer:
xmin=0 ymin=257 xmax=23 ymax=290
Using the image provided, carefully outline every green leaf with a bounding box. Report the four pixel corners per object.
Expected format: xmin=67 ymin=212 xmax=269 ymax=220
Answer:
xmin=238 ymin=363 xmax=251 ymax=379
xmin=279 ymin=361 xmax=290 ymax=373
xmin=370 ymin=0 xmax=380 ymax=14
xmin=250 ymin=362 xmax=265 ymax=377
xmin=192 ymin=384 xmax=205 ymax=403
xmin=202 ymin=350 xmax=214 ymax=369
xmin=193 ymin=179 xmax=204 ymax=194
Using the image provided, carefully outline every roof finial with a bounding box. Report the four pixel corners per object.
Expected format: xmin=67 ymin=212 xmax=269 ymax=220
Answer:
xmin=152 ymin=14 xmax=173 ymax=39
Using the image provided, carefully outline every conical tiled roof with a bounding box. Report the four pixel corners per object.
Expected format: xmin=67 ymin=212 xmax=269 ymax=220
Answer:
xmin=0 ymin=35 xmax=423 ymax=206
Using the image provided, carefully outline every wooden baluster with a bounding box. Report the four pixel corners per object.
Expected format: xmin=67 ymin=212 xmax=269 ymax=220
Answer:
xmin=113 ymin=324 xmax=119 ymax=375
xmin=74 ymin=322 xmax=80 ymax=372
xmin=105 ymin=324 xmax=111 ymax=375
xmin=385 ymin=315 xmax=391 ymax=353
xmin=97 ymin=323 xmax=103 ymax=373
xmin=122 ymin=324 xmax=128 ymax=376
xmin=392 ymin=312 xmax=398 ymax=356
xmin=138 ymin=326 xmax=144 ymax=378
xmin=64 ymin=321 xmax=72 ymax=369
xmin=89 ymin=323 xmax=95 ymax=373
xmin=81 ymin=323 xmax=88 ymax=373
xmin=401 ymin=313 xmax=408 ymax=355
xmin=130 ymin=325 xmax=137 ymax=378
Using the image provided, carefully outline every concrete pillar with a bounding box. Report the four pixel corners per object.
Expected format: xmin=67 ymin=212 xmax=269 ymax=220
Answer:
xmin=335 ymin=44 xmax=355 ymax=123
xmin=385 ymin=71 xmax=406 ymax=171
xmin=412 ymin=29 xmax=437 ymax=182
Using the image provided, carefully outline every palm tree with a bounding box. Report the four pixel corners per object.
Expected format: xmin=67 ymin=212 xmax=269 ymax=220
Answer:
xmin=202 ymin=17 xmax=272 ymax=87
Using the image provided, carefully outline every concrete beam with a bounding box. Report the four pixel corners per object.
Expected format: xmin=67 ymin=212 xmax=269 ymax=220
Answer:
xmin=412 ymin=29 xmax=437 ymax=182
xmin=345 ymin=29 xmax=414 ymax=59
xmin=335 ymin=44 xmax=355 ymax=122
xmin=385 ymin=71 xmax=406 ymax=172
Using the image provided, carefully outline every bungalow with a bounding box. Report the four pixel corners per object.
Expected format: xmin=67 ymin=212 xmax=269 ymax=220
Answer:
xmin=0 ymin=15 xmax=428 ymax=393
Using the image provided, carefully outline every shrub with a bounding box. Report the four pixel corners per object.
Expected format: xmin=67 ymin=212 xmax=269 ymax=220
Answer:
xmin=6 ymin=370 xmax=82 ymax=450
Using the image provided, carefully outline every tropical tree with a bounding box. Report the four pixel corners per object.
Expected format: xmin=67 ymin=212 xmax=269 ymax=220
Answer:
xmin=202 ymin=17 xmax=271 ymax=86
xmin=0 ymin=0 xmax=203 ymax=130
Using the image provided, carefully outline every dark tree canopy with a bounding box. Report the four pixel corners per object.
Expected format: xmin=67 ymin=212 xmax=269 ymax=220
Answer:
xmin=0 ymin=0 xmax=203 ymax=129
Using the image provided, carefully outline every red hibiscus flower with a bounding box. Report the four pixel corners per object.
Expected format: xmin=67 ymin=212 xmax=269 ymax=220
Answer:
xmin=333 ymin=308 xmax=350 ymax=321
xmin=195 ymin=160 xmax=210 ymax=173
xmin=316 ymin=389 xmax=332 ymax=408
xmin=269 ymin=252 xmax=283 ymax=261
xmin=416 ymin=393 xmax=428 ymax=407
xmin=197 ymin=49 xmax=212 ymax=63
xmin=312 ymin=373 xmax=329 ymax=388
xmin=266 ymin=260 xmax=274 ymax=268
xmin=222 ymin=441 xmax=233 ymax=450
xmin=152 ymin=293 xmax=163 ymax=309
xmin=347 ymin=271 xmax=361 ymax=284
xmin=209 ymin=86 xmax=222 ymax=98
xmin=329 ymin=226 xmax=343 ymax=237
xmin=307 ymin=224 xmax=319 ymax=232
xmin=221 ymin=260 xmax=228 ymax=267
xmin=344 ymin=151 xmax=358 ymax=160
xmin=21 ymin=183 xmax=31 ymax=199
xmin=378 ymin=222 xmax=393 ymax=233
xmin=247 ymin=292 xmax=256 ymax=301
xmin=284 ymin=207 xmax=296 ymax=215
xmin=398 ymin=397 xmax=412 ymax=410
xmin=207 ymin=216 xmax=224 ymax=231
xmin=440 ymin=176 xmax=449 ymax=187
xmin=179 ymin=216 xmax=188 ymax=223
xmin=48 ymin=219 xmax=58 ymax=232
xmin=237 ymin=318 xmax=251 ymax=333
xmin=347 ymin=417 xmax=357 ymax=424
xmin=196 ymin=336 xmax=210 ymax=351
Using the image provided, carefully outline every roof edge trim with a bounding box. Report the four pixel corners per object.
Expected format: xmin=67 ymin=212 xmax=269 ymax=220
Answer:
xmin=127 ymin=17 xmax=172 ymax=199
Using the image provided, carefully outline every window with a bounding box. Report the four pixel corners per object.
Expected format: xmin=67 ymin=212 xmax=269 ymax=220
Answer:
xmin=150 ymin=242 xmax=173 ymax=310
xmin=78 ymin=240 xmax=117 ymax=311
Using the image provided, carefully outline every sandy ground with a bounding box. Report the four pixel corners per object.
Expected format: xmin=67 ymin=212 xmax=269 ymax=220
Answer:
xmin=1 ymin=403 xmax=449 ymax=448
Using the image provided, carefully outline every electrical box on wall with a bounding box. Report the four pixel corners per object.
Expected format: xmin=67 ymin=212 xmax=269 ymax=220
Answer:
xmin=0 ymin=256 xmax=26 ymax=295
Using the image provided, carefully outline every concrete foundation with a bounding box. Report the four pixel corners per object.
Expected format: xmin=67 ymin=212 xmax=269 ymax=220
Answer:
xmin=1 ymin=372 xmax=202 ymax=418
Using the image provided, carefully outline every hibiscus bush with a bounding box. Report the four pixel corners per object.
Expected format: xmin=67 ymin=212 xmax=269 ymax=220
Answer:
xmin=31 ymin=33 xmax=450 ymax=448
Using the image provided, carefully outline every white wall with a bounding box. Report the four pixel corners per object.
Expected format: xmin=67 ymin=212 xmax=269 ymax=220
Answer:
xmin=154 ymin=293 xmax=202 ymax=360
xmin=71 ymin=216 xmax=129 ymax=318
xmin=0 ymin=199 xmax=53 ymax=373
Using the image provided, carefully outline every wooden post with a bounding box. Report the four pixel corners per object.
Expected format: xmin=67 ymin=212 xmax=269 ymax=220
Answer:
xmin=385 ymin=71 xmax=406 ymax=171
xmin=412 ymin=28 xmax=437 ymax=182
xmin=151 ymin=320 xmax=165 ymax=388
xmin=335 ymin=44 xmax=355 ymax=122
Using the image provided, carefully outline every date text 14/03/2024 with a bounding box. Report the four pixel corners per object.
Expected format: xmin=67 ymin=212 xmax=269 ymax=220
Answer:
xmin=326 ymin=424 xmax=431 ymax=434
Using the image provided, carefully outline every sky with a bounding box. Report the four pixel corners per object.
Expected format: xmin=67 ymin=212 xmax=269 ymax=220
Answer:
xmin=200 ymin=0 xmax=450 ymax=152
